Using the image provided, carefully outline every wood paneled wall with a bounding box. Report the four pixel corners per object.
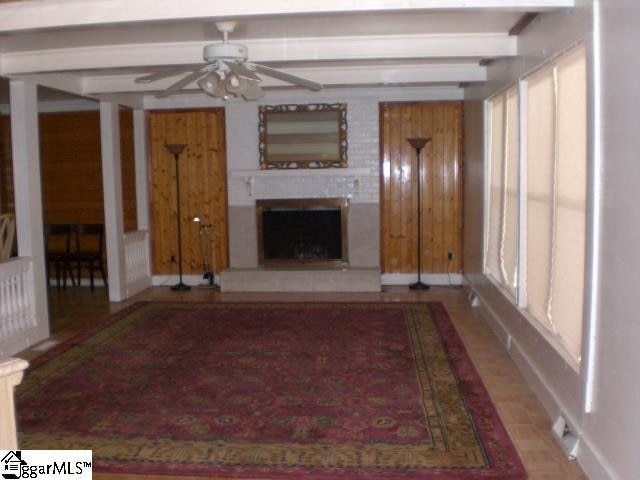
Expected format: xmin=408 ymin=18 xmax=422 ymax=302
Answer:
xmin=0 ymin=110 xmax=137 ymax=232
xmin=0 ymin=116 xmax=13 ymax=214
xmin=40 ymin=110 xmax=137 ymax=231
xmin=380 ymin=102 xmax=463 ymax=274
xmin=148 ymin=109 xmax=229 ymax=275
xmin=119 ymin=109 xmax=137 ymax=232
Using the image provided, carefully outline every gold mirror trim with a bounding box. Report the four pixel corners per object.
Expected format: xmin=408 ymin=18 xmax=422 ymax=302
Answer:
xmin=259 ymin=103 xmax=348 ymax=169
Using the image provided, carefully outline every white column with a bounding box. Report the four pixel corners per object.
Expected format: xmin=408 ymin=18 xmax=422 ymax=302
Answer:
xmin=100 ymin=101 xmax=126 ymax=301
xmin=9 ymin=79 xmax=49 ymax=345
xmin=133 ymin=109 xmax=150 ymax=230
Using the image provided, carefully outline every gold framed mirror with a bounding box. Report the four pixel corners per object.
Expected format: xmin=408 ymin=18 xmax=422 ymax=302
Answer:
xmin=259 ymin=103 xmax=348 ymax=169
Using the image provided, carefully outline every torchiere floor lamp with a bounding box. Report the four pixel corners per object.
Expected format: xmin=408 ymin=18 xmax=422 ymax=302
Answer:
xmin=164 ymin=143 xmax=190 ymax=291
xmin=406 ymin=137 xmax=432 ymax=290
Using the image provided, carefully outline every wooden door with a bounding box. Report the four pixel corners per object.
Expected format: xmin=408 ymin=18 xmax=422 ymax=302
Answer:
xmin=148 ymin=109 xmax=229 ymax=275
xmin=380 ymin=102 xmax=462 ymax=274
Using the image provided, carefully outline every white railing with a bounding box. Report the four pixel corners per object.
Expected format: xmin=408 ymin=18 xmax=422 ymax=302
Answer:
xmin=124 ymin=230 xmax=152 ymax=298
xmin=0 ymin=356 xmax=29 ymax=449
xmin=0 ymin=258 xmax=36 ymax=344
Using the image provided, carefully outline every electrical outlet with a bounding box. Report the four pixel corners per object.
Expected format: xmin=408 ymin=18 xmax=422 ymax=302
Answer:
xmin=447 ymin=251 xmax=454 ymax=261
xmin=170 ymin=255 xmax=176 ymax=263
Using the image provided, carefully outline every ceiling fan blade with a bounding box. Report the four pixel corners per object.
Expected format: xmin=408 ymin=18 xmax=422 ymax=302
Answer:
xmin=224 ymin=60 xmax=261 ymax=82
xmin=156 ymin=68 xmax=208 ymax=98
xmin=135 ymin=67 xmax=195 ymax=84
xmin=242 ymin=81 xmax=265 ymax=101
xmin=251 ymin=63 xmax=322 ymax=91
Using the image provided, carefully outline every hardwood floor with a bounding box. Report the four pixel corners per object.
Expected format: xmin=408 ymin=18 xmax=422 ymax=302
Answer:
xmin=18 ymin=285 xmax=586 ymax=480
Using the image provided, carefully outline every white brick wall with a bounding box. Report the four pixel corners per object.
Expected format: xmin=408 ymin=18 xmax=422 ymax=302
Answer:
xmin=226 ymin=95 xmax=380 ymax=205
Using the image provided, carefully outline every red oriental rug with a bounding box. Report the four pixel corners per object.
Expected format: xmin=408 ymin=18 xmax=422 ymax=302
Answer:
xmin=17 ymin=302 xmax=526 ymax=479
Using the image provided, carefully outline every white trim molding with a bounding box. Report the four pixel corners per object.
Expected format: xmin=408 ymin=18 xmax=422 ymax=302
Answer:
xmin=381 ymin=273 xmax=463 ymax=286
xmin=152 ymin=274 xmax=219 ymax=287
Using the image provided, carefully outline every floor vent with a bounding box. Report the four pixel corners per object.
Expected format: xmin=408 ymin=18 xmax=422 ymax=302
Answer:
xmin=552 ymin=415 xmax=579 ymax=459
xmin=467 ymin=291 xmax=480 ymax=307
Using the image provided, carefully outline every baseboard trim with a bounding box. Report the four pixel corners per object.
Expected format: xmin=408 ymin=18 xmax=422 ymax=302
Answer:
xmin=381 ymin=273 xmax=462 ymax=286
xmin=152 ymin=275 xmax=220 ymax=287
xmin=578 ymin=431 xmax=618 ymax=480
xmin=126 ymin=278 xmax=153 ymax=298
xmin=474 ymin=296 xmax=512 ymax=349
xmin=149 ymin=273 xmax=462 ymax=287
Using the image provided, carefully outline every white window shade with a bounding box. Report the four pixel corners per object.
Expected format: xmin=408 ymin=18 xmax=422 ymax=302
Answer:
xmin=485 ymin=86 xmax=518 ymax=297
xmin=525 ymin=68 xmax=556 ymax=329
xmin=550 ymin=46 xmax=587 ymax=362
xmin=501 ymin=87 xmax=519 ymax=296
xmin=485 ymin=94 xmax=504 ymax=284
xmin=524 ymin=44 xmax=587 ymax=364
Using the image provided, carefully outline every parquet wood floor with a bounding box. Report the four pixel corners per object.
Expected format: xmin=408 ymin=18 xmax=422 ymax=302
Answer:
xmin=17 ymin=285 xmax=586 ymax=480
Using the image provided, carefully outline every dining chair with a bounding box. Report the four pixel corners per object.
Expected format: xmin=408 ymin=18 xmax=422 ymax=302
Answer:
xmin=70 ymin=223 xmax=108 ymax=291
xmin=44 ymin=223 xmax=75 ymax=290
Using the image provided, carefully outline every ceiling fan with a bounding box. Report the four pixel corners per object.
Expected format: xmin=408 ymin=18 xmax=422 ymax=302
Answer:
xmin=135 ymin=21 xmax=323 ymax=100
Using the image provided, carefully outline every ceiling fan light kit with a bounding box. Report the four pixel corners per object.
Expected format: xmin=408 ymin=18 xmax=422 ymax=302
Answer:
xmin=224 ymin=73 xmax=248 ymax=94
xmin=203 ymin=43 xmax=248 ymax=63
xmin=135 ymin=21 xmax=323 ymax=100
xmin=197 ymin=72 xmax=225 ymax=97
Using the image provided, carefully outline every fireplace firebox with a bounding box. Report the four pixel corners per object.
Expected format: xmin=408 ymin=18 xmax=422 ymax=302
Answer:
xmin=256 ymin=198 xmax=349 ymax=266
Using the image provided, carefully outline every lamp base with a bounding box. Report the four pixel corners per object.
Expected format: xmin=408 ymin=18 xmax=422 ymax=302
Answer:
xmin=170 ymin=282 xmax=191 ymax=291
xmin=409 ymin=281 xmax=430 ymax=290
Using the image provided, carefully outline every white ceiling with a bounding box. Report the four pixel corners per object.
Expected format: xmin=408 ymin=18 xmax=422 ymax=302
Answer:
xmin=0 ymin=0 xmax=574 ymax=102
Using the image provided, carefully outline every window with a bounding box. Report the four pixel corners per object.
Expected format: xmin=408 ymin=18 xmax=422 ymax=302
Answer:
xmin=484 ymin=44 xmax=587 ymax=366
xmin=523 ymin=45 xmax=587 ymax=364
xmin=485 ymin=85 xmax=519 ymax=298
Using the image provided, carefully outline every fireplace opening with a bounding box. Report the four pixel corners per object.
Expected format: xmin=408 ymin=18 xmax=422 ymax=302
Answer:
xmin=257 ymin=198 xmax=348 ymax=266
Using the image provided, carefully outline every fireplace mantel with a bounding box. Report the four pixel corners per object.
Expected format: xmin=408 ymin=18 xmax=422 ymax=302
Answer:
xmin=229 ymin=167 xmax=370 ymax=178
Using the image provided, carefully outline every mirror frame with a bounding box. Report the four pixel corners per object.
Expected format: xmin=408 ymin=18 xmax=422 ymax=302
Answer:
xmin=259 ymin=103 xmax=348 ymax=169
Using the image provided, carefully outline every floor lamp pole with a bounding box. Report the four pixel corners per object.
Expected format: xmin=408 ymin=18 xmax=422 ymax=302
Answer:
xmin=165 ymin=144 xmax=190 ymax=292
xmin=407 ymin=137 xmax=432 ymax=290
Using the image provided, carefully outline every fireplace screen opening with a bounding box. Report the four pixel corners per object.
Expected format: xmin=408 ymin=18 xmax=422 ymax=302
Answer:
xmin=257 ymin=198 xmax=348 ymax=266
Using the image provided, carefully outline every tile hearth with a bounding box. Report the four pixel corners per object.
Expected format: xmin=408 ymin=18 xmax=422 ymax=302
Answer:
xmin=220 ymin=267 xmax=381 ymax=292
